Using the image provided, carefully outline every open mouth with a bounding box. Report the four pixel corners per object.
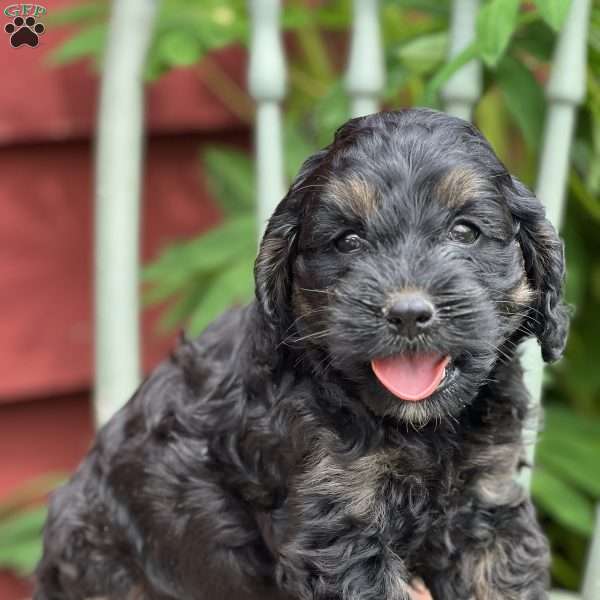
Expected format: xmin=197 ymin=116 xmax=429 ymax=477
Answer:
xmin=371 ymin=353 xmax=452 ymax=402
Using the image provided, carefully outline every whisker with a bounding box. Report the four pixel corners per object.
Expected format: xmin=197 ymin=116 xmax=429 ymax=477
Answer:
xmin=480 ymin=340 xmax=516 ymax=365
xmin=298 ymin=287 xmax=333 ymax=296
xmin=291 ymin=183 xmax=327 ymax=195
xmin=279 ymin=326 xmax=334 ymax=349
xmin=280 ymin=307 xmax=330 ymax=338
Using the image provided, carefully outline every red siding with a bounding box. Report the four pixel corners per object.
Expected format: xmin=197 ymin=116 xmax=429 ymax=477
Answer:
xmin=0 ymin=1 xmax=250 ymax=402
xmin=0 ymin=2 xmax=250 ymax=595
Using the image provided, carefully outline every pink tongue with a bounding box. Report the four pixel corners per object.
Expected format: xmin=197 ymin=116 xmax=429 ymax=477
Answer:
xmin=371 ymin=354 xmax=450 ymax=401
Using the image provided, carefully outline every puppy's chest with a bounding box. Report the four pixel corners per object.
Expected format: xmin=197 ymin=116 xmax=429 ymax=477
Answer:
xmin=299 ymin=446 xmax=460 ymax=527
xmin=294 ymin=429 xmax=524 ymax=538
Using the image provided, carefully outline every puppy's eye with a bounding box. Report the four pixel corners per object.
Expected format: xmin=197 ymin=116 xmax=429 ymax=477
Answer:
xmin=449 ymin=222 xmax=480 ymax=244
xmin=335 ymin=232 xmax=364 ymax=253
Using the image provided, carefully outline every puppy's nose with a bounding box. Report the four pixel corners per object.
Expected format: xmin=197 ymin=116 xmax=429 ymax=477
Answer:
xmin=386 ymin=293 xmax=435 ymax=337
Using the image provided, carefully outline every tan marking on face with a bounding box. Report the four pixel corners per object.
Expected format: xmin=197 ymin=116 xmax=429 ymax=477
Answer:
xmin=436 ymin=168 xmax=486 ymax=208
xmin=327 ymin=175 xmax=378 ymax=217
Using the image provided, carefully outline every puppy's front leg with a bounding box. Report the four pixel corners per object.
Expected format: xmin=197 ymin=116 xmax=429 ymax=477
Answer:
xmin=275 ymin=450 xmax=412 ymax=600
xmin=430 ymin=499 xmax=550 ymax=600
xmin=277 ymin=526 xmax=412 ymax=600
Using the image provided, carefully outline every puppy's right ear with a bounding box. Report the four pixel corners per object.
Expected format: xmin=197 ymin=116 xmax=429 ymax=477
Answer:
xmin=254 ymin=195 xmax=299 ymax=324
xmin=254 ymin=149 xmax=329 ymax=325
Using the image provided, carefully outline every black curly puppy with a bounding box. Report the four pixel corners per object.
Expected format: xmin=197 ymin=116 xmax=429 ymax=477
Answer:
xmin=35 ymin=109 xmax=569 ymax=600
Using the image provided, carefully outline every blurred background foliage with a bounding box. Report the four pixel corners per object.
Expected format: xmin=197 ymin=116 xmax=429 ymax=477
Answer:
xmin=0 ymin=475 xmax=65 ymax=576
xmin=1 ymin=0 xmax=599 ymax=592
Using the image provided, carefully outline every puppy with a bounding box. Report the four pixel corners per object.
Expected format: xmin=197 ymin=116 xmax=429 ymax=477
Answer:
xmin=35 ymin=109 xmax=568 ymax=600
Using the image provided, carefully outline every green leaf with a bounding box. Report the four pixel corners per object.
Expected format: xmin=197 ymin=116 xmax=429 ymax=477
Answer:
xmin=312 ymin=1 xmax=352 ymax=29
xmin=550 ymin=552 xmax=581 ymax=590
xmin=202 ymin=147 xmax=255 ymax=216
xmin=383 ymin=62 xmax=410 ymax=103
xmin=421 ymin=41 xmax=479 ymax=106
xmin=0 ymin=506 xmax=47 ymax=548
xmin=142 ymin=217 xmax=255 ymax=304
xmin=144 ymin=52 xmax=169 ymax=81
xmin=569 ymin=168 xmax=600 ymax=225
xmin=531 ymin=467 xmax=595 ymax=536
xmin=540 ymin=424 xmax=600 ymax=459
xmin=187 ymin=254 xmax=255 ymax=335
xmin=196 ymin=4 xmax=247 ymax=48
xmin=544 ymin=405 xmax=600 ymax=440
xmin=49 ymin=23 xmax=106 ymax=65
xmin=476 ymin=0 xmax=521 ymax=67
xmin=143 ymin=217 xmax=255 ymax=279
xmin=537 ymin=435 xmax=600 ymax=497
xmin=312 ymin=81 xmax=350 ymax=148
xmin=512 ymin=20 xmax=555 ymax=61
xmin=284 ymin=123 xmax=318 ymax=181
xmin=423 ymin=8 xmax=541 ymax=104
xmin=555 ymin=326 xmax=600 ymax=402
xmin=281 ymin=6 xmax=313 ymax=29
xmin=385 ymin=0 xmax=450 ymax=15
xmin=157 ymin=280 xmax=211 ymax=331
xmin=532 ymin=0 xmax=572 ymax=31
xmin=155 ymin=30 xmax=202 ymax=67
xmin=382 ymin=3 xmax=446 ymax=45
xmin=145 ymin=0 xmax=248 ymax=76
xmin=475 ymin=87 xmax=511 ymax=161
xmin=562 ymin=218 xmax=590 ymax=307
xmin=496 ymin=54 xmax=545 ymax=150
xmin=0 ymin=537 xmax=42 ymax=575
xmin=395 ymin=31 xmax=448 ymax=75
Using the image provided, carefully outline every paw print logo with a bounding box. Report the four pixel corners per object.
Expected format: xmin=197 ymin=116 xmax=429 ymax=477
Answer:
xmin=4 ymin=15 xmax=45 ymax=48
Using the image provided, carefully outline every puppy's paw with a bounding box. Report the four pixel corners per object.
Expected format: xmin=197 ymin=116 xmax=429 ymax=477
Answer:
xmin=409 ymin=578 xmax=433 ymax=600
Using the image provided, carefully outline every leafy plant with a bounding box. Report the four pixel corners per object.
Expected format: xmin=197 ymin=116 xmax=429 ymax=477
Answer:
xmin=142 ymin=147 xmax=256 ymax=334
xmin=0 ymin=475 xmax=65 ymax=575
xmin=26 ymin=0 xmax=600 ymax=591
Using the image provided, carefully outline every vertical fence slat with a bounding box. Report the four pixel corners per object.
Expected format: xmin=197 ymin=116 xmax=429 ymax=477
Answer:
xmin=583 ymin=505 xmax=600 ymax=600
xmin=519 ymin=0 xmax=591 ymax=490
xmin=442 ymin=0 xmax=481 ymax=122
xmin=345 ymin=0 xmax=384 ymax=118
xmin=537 ymin=0 xmax=591 ymax=227
xmin=248 ymin=0 xmax=287 ymax=239
xmin=94 ymin=0 xmax=158 ymax=427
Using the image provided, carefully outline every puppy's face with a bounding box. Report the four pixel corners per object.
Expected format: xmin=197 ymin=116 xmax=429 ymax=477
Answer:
xmin=289 ymin=166 xmax=522 ymax=424
xmin=256 ymin=110 xmax=568 ymax=424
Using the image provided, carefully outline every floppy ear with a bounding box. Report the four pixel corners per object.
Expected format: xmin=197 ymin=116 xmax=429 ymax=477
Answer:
xmin=506 ymin=177 xmax=569 ymax=362
xmin=254 ymin=195 xmax=299 ymax=325
xmin=254 ymin=149 xmax=329 ymax=325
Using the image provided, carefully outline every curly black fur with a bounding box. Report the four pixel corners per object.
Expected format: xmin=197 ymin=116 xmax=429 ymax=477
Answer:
xmin=35 ymin=109 xmax=568 ymax=600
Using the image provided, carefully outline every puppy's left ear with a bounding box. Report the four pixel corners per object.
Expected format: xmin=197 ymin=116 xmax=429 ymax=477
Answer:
xmin=505 ymin=177 xmax=570 ymax=362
